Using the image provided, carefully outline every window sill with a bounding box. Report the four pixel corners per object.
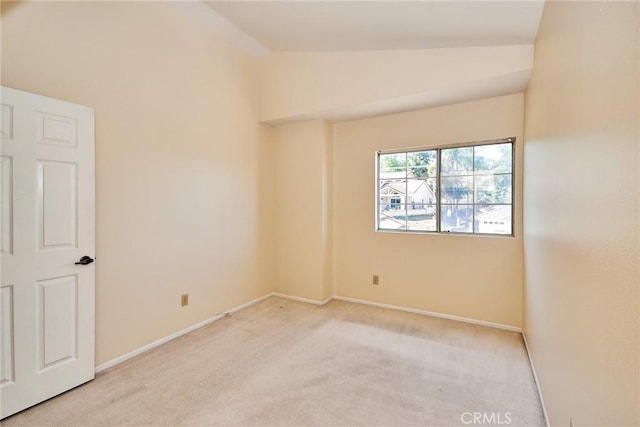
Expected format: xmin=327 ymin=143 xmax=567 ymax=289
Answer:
xmin=375 ymin=228 xmax=515 ymax=239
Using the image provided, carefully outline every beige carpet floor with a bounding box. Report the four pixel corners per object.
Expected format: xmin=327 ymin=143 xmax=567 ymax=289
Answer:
xmin=2 ymin=297 xmax=545 ymax=426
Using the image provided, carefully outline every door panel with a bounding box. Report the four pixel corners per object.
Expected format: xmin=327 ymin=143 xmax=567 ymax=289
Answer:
xmin=0 ymin=285 xmax=14 ymax=384
xmin=0 ymin=87 xmax=95 ymax=419
xmin=36 ymin=112 xmax=77 ymax=147
xmin=1 ymin=156 xmax=13 ymax=255
xmin=38 ymin=160 xmax=78 ymax=249
xmin=38 ymin=275 xmax=78 ymax=369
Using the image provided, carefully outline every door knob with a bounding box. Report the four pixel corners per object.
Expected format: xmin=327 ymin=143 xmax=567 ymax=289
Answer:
xmin=75 ymin=256 xmax=94 ymax=265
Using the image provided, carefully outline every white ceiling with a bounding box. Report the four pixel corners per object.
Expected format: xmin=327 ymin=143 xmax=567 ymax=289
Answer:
xmin=205 ymin=1 xmax=545 ymax=52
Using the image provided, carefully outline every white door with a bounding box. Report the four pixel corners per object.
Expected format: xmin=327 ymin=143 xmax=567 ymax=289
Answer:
xmin=0 ymin=87 xmax=95 ymax=419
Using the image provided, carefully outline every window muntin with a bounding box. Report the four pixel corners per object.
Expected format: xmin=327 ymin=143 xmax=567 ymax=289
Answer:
xmin=376 ymin=139 xmax=514 ymax=236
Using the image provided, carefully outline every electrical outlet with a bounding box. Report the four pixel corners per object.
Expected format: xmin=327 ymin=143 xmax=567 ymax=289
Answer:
xmin=372 ymin=275 xmax=379 ymax=285
xmin=181 ymin=293 xmax=189 ymax=307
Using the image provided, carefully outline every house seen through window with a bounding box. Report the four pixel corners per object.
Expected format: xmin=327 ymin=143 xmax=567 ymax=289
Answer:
xmin=377 ymin=138 xmax=514 ymax=236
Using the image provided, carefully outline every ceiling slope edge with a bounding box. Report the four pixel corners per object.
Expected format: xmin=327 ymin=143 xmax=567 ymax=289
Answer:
xmin=169 ymin=1 xmax=271 ymax=57
xmin=262 ymin=69 xmax=532 ymax=126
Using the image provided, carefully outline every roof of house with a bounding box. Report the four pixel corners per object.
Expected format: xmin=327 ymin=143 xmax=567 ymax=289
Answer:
xmin=380 ymin=180 xmax=430 ymax=195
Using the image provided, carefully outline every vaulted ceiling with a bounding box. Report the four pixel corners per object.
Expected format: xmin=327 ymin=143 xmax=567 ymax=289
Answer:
xmin=173 ymin=1 xmax=546 ymax=123
xmin=205 ymin=1 xmax=545 ymax=53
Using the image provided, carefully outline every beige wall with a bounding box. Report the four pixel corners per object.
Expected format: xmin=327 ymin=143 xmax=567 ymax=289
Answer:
xmin=523 ymin=2 xmax=639 ymax=426
xmin=333 ymin=94 xmax=524 ymax=327
xmin=273 ymin=120 xmax=333 ymax=302
xmin=1 ymin=1 xmax=274 ymax=364
xmin=260 ymin=46 xmax=533 ymax=123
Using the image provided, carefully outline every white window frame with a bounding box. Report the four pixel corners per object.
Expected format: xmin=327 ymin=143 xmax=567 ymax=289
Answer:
xmin=375 ymin=137 xmax=516 ymax=237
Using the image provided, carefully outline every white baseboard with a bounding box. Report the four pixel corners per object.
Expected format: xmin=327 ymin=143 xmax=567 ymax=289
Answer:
xmin=96 ymin=292 xmax=521 ymax=376
xmin=95 ymin=292 xmax=272 ymax=373
xmin=272 ymin=292 xmax=333 ymax=306
xmin=522 ymin=331 xmax=550 ymax=427
xmin=225 ymin=293 xmax=273 ymax=314
xmin=332 ymin=295 xmax=522 ymax=333
xmin=320 ymin=296 xmax=334 ymax=305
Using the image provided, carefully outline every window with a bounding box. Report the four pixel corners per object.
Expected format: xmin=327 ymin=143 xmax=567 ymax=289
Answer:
xmin=377 ymin=138 xmax=514 ymax=236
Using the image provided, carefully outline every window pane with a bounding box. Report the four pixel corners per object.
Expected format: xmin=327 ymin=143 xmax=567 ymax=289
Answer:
xmin=474 ymin=143 xmax=512 ymax=174
xmin=379 ymin=179 xmax=406 ymax=205
xmin=376 ymin=140 xmax=514 ymax=236
xmin=441 ymin=146 xmax=473 ymax=176
xmin=407 ymin=150 xmax=437 ymax=178
xmin=440 ymin=205 xmax=473 ymax=233
xmin=475 ymin=205 xmax=512 ymax=235
xmin=406 ymin=179 xmax=436 ymax=209
xmin=379 ymin=205 xmax=407 ymax=230
xmin=441 ymin=176 xmax=472 ymax=204
xmin=475 ymin=175 xmax=512 ymax=204
xmin=407 ymin=205 xmax=436 ymax=231
xmin=379 ymin=153 xmax=407 ymax=179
